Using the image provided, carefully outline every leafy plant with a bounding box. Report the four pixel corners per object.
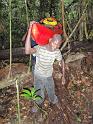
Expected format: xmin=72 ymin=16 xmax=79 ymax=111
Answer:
xmin=21 ymin=86 xmax=42 ymax=101
xmin=21 ymin=86 xmax=48 ymax=116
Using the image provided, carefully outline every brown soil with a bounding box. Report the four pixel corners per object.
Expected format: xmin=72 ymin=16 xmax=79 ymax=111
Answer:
xmin=0 ymin=57 xmax=93 ymax=124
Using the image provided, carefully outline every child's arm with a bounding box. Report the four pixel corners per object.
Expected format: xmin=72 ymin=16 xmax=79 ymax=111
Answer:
xmin=59 ymin=59 xmax=66 ymax=85
xmin=25 ymin=21 xmax=36 ymax=54
xmin=55 ymin=50 xmax=65 ymax=85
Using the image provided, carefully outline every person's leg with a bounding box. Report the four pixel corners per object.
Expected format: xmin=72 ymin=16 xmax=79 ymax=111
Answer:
xmin=45 ymin=76 xmax=58 ymax=104
xmin=34 ymin=74 xmax=45 ymax=105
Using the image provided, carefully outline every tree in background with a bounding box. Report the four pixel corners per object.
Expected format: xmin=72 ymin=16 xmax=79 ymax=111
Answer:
xmin=0 ymin=0 xmax=93 ymax=50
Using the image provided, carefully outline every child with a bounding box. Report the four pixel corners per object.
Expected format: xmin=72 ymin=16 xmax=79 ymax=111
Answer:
xmin=25 ymin=21 xmax=65 ymax=111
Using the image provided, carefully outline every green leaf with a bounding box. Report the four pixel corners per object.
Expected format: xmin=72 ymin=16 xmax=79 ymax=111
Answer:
xmin=30 ymin=87 xmax=41 ymax=97
xmin=21 ymin=93 xmax=32 ymax=100
xmin=21 ymin=87 xmax=42 ymax=101
xmin=22 ymin=88 xmax=31 ymax=96
xmin=30 ymin=87 xmax=36 ymax=97
xmin=30 ymin=94 xmax=36 ymax=100
xmin=35 ymin=95 xmax=42 ymax=101
xmin=34 ymin=89 xmax=41 ymax=94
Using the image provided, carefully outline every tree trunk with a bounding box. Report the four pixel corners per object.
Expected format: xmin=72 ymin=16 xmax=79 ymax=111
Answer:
xmin=0 ymin=47 xmax=26 ymax=60
xmin=61 ymin=0 xmax=68 ymax=40
xmin=79 ymin=0 xmax=84 ymax=41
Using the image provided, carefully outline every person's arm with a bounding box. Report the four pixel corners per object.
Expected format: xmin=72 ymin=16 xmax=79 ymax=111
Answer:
xmin=59 ymin=59 xmax=65 ymax=85
xmin=25 ymin=21 xmax=36 ymax=54
xmin=55 ymin=50 xmax=65 ymax=85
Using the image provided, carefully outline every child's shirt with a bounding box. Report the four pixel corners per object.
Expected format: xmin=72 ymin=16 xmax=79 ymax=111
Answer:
xmin=33 ymin=45 xmax=62 ymax=77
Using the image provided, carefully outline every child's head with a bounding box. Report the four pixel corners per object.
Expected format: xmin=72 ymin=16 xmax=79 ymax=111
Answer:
xmin=49 ymin=34 xmax=62 ymax=51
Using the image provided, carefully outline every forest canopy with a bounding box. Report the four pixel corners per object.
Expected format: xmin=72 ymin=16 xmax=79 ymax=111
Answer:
xmin=0 ymin=0 xmax=93 ymax=49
